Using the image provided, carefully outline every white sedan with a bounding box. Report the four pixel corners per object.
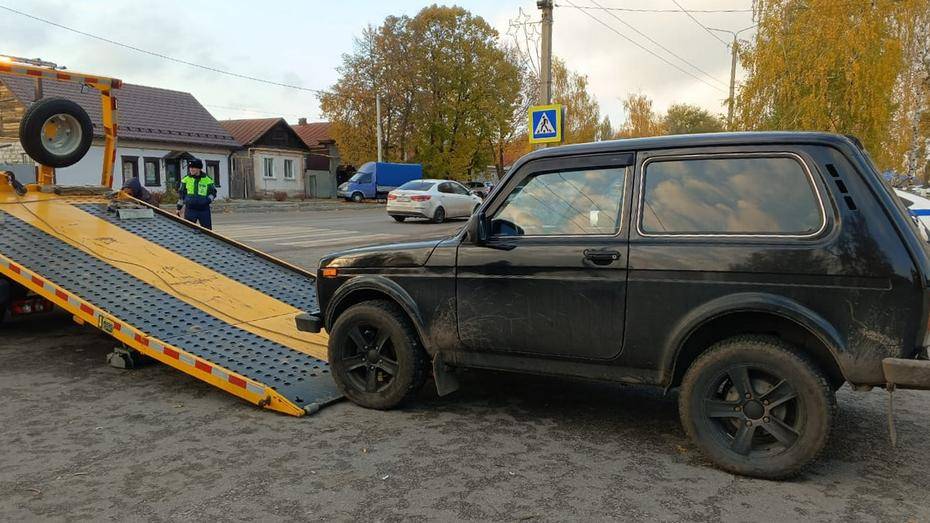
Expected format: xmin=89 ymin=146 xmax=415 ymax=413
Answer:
xmin=387 ymin=179 xmax=483 ymax=223
xmin=895 ymin=188 xmax=930 ymax=233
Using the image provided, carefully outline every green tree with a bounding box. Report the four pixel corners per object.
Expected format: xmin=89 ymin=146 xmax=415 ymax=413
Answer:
xmin=617 ymin=93 xmax=664 ymax=138
xmin=663 ymin=103 xmax=724 ymax=135
xmin=596 ymin=115 xmax=614 ymax=141
xmin=551 ymin=58 xmax=600 ymax=144
xmin=320 ymin=5 xmax=522 ymax=179
xmin=737 ymin=0 xmax=924 ymax=169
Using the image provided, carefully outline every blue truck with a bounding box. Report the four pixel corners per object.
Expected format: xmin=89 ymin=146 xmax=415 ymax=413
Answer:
xmin=338 ymin=162 xmax=423 ymax=202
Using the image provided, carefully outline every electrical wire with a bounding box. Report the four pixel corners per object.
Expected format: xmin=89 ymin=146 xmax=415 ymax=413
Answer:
xmin=562 ymin=0 xmax=726 ymax=92
xmin=588 ymin=0 xmax=728 ymax=88
xmin=0 ymin=4 xmax=329 ymax=95
xmin=556 ymin=4 xmax=752 ymax=13
xmin=671 ymin=0 xmax=730 ymax=46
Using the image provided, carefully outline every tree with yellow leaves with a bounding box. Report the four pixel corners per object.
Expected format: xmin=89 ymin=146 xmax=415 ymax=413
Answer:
xmin=737 ymin=0 xmax=926 ymax=170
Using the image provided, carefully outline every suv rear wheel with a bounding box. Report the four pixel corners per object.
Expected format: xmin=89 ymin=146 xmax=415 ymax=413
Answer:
xmin=328 ymin=300 xmax=428 ymax=409
xmin=679 ymin=335 xmax=836 ymax=479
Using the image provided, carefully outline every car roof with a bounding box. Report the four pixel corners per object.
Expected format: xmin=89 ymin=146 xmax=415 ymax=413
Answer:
xmin=517 ymin=131 xmax=861 ymax=163
xmin=895 ymin=188 xmax=930 ymax=208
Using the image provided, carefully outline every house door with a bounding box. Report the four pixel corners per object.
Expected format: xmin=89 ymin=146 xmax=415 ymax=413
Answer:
xmin=165 ymin=159 xmax=181 ymax=190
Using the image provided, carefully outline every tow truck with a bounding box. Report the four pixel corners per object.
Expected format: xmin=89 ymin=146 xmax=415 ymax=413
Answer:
xmin=0 ymin=57 xmax=339 ymax=416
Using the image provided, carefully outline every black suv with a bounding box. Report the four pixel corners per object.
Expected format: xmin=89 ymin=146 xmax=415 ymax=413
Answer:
xmin=297 ymin=132 xmax=930 ymax=479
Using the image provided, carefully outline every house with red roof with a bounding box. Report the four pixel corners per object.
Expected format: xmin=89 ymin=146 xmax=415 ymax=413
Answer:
xmin=0 ymin=73 xmax=239 ymax=197
xmin=291 ymin=118 xmax=349 ymax=198
xmin=220 ymin=117 xmax=311 ymax=199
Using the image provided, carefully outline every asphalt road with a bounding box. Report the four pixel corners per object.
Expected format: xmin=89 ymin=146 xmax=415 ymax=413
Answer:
xmin=212 ymin=205 xmax=466 ymax=270
xmin=1 ymin=205 xmax=929 ymax=521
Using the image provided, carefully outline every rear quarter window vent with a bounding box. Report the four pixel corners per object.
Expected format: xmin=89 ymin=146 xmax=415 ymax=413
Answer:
xmin=825 ymin=163 xmax=857 ymax=211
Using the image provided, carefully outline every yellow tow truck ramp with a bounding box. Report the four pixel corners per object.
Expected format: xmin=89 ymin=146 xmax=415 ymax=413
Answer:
xmin=0 ymin=188 xmax=339 ymax=416
xmin=0 ymin=57 xmax=338 ymax=415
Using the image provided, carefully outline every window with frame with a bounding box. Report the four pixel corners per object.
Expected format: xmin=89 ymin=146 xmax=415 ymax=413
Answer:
xmin=205 ymin=160 xmax=220 ymax=186
xmin=450 ymin=182 xmax=471 ymax=195
xmin=640 ymin=156 xmax=824 ymax=235
xmin=121 ymin=156 xmax=138 ymax=181
xmin=143 ymin=158 xmax=160 ymax=187
xmin=262 ymin=157 xmax=275 ymax=178
xmin=492 ymin=167 xmax=626 ymax=236
xmin=284 ymin=159 xmax=295 ymax=179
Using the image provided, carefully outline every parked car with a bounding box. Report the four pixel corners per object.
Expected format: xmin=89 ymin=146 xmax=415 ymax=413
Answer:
xmin=297 ymin=132 xmax=930 ymax=479
xmin=464 ymin=180 xmax=494 ymax=198
xmin=386 ymin=179 xmax=483 ymax=223
xmin=894 ymin=188 xmax=930 ymax=233
xmin=338 ymin=162 xmax=423 ymax=202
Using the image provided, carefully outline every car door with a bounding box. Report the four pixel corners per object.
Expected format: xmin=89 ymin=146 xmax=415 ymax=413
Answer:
xmin=435 ymin=182 xmax=456 ymax=215
xmin=455 ymin=152 xmax=634 ymax=360
xmin=450 ymin=181 xmax=476 ymax=216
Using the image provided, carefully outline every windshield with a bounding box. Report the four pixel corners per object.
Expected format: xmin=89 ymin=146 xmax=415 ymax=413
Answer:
xmin=397 ymin=181 xmax=436 ymax=191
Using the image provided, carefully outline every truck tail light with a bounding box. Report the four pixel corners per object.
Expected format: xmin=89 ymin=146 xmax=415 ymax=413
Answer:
xmin=411 ymin=195 xmax=431 ymax=202
xmin=387 ymin=193 xmax=397 ymax=200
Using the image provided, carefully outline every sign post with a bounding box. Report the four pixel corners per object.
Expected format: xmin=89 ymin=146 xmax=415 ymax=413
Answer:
xmin=528 ymin=103 xmax=563 ymax=145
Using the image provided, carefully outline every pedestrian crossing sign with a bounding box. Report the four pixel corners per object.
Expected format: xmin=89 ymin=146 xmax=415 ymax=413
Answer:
xmin=528 ymin=104 xmax=563 ymax=144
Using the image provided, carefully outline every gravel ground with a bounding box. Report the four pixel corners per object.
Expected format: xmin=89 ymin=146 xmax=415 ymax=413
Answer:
xmin=1 ymin=312 xmax=928 ymax=521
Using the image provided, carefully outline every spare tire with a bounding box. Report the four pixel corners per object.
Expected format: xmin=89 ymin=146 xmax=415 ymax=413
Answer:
xmin=19 ymin=97 xmax=94 ymax=168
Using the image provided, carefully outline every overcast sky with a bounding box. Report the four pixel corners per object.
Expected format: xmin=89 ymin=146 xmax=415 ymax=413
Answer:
xmin=0 ymin=0 xmax=754 ymax=127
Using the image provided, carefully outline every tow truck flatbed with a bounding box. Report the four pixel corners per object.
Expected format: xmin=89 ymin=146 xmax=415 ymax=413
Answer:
xmin=0 ymin=188 xmax=338 ymax=416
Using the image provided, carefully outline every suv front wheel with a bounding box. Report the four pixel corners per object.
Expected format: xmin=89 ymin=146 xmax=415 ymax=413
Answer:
xmin=328 ymin=300 xmax=429 ymax=410
xmin=679 ymin=335 xmax=836 ymax=479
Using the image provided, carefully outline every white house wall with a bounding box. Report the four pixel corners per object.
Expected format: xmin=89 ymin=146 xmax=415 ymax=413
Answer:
xmin=55 ymin=144 xmax=231 ymax=199
xmin=252 ymin=148 xmax=305 ymax=196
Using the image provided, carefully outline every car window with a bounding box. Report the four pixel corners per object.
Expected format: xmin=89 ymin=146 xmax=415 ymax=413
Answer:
xmin=438 ymin=183 xmax=454 ymax=194
xmin=398 ymin=181 xmax=435 ymax=191
xmin=353 ymin=173 xmax=372 ymax=184
xmin=897 ymin=192 xmax=916 ymax=208
xmin=491 ymin=167 xmax=627 ymax=236
xmin=640 ymin=156 xmax=824 ymax=235
xmin=451 ymin=182 xmax=471 ymax=195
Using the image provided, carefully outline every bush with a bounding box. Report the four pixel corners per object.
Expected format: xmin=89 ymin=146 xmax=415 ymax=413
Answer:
xmin=252 ymin=192 xmax=265 ymax=201
xmin=161 ymin=187 xmax=179 ymax=205
xmin=149 ymin=191 xmax=164 ymax=206
xmin=273 ymin=191 xmax=288 ymax=201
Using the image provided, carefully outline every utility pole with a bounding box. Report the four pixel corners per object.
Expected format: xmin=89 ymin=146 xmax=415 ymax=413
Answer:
xmin=375 ymin=93 xmax=383 ymax=163
xmin=708 ymin=25 xmax=756 ymax=131
xmin=727 ymin=34 xmax=738 ymax=129
xmin=538 ymin=0 xmax=553 ymax=105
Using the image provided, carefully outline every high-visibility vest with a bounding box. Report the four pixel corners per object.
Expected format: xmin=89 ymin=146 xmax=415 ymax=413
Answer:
xmin=182 ymin=175 xmax=214 ymax=197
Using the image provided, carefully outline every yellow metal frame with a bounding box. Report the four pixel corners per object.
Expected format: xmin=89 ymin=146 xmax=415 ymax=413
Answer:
xmin=528 ymin=103 xmax=563 ymax=144
xmin=0 ymin=243 xmax=304 ymax=415
xmin=0 ymin=58 xmax=121 ymax=187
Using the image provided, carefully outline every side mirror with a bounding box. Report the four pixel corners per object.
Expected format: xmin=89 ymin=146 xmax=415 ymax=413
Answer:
xmin=467 ymin=211 xmax=489 ymax=245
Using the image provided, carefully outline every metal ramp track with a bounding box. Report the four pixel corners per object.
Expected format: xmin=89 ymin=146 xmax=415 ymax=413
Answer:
xmin=75 ymin=203 xmax=317 ymax=312
xmin=0 ymin=208 xmax=340 ymax=415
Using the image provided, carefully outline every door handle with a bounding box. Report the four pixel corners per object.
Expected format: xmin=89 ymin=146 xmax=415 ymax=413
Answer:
xmin=583 ymin=249 xmax=620 ymax=266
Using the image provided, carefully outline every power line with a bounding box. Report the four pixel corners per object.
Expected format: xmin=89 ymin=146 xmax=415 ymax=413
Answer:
xmin=587 ymin=0 xmax=727 ymax=88
xmin=671 ymin=0 xmax=730 ymax=46
xmin=556 ymin=4 xmax=752 ymax=13
xmin=0 ymin=4 xmax=329 ymax=95
xmin=562 ymin=0 xmax=726 ymax=92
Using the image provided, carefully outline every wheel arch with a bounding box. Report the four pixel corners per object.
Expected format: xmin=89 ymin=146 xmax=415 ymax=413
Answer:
xmin=665 ymin=293 xmax=847 ymax=390
xmin=325 ymin=275 xmax=430 ymax=350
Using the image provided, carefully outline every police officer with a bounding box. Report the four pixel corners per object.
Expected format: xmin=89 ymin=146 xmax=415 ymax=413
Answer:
xmin=176 ymin=158 xmax=217 ymax=229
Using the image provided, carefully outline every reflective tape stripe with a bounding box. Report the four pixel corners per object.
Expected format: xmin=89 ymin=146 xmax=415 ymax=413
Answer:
xmin=0 ymin=254 xmax=269 ymax=402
